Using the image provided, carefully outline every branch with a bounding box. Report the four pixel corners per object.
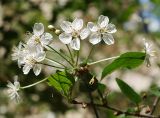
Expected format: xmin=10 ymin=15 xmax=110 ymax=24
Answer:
xmin=150 ymin=97 xmax=160 ymax=115
xmin=88 ymin=92 xmax=99 ymax=118
xmin=71 ymin=100 xmax=160 ymax=118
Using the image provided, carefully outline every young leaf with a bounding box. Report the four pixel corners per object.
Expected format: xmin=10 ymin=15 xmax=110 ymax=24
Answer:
xmin=47 ymin=71 xmax=75 ymax=99
xmin=97 ymin=83 xmax=107 ymax=94
xmin=116 ymin=78 xmax=142 ymax=104
xmin=150 ymin=87 xmax=160 ymax=97
xmin=101 ymin=52 xmax=145 ymax=79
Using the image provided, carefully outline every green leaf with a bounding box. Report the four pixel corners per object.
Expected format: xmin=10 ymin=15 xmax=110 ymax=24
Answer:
xmin=97 ymin=83 xmax=106 ymax=94
xmin=150 ymin=87 xmax=160 ymax=97
xmin=101 ymin=52 xmax=145 ymax=79
xmin=47 ymin=71 xmax=75 ymax=99
xmin=116 ymin=78 xmax=142 ymax=104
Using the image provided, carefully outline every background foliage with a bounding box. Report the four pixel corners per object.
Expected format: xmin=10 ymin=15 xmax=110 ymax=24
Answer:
xmin=0 ymin=0 xmax=160 ymax=117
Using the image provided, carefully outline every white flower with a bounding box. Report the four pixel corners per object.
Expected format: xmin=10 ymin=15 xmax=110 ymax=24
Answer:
xmin=27 ymin=23 xmax=53 ymax=51
xmin=87 ymin=15 xmax=117 ymax=45
xmin=7 ymin=76 xmax=20 ymax=103
xmin=11 ymin=42 xmax=25 ymax=68
xmin=59 ymin=18 xmax=90 ymax=50
xmin=22 ymin=45 xmax=46 ymax=76
xmin=144 ymin=39 xmax=155 ymax=67
xmin=12 ymin=40 xmax=46 ymax=76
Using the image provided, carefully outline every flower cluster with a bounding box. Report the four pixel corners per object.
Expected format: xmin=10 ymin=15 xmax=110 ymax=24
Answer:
xmin=12 ymin=23 xmax=53 ymax=76
xmin=9 ymin=14 xmax=157 ymax=115
xmin=12 ymin=15 xmax=116 ymax=76
xmin=59 ymin=15 xmax=117 ymax=50
xmin=143 ymin=39 xmax=155 ymax=67
xmin=10 ymin=15 xmax=117 ymax=102
xmin=7 ymin=76 xmax=21 ymax=103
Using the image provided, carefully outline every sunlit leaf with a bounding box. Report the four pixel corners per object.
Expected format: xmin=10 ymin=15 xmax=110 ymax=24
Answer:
xmin=150 ymin=87 xmax=160 ymax=97
xmin=97 ymin=83 xmax=107 ymax=94
xmin=47 ymin=71 xmax=75 ymax=99
xmin=101 ymin=52 xmax=145 ymax=79
xmin=116 ymin=78 xmax=142 ymax=104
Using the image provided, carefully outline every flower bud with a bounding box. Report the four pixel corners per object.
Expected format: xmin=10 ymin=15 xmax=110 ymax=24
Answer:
xmin=142 ymin=92 xmax=147 ymax=99
xmin=48 ymin=25 xmax=55 ymax=30
xmin=145 ymin=106 xmax=151 ymax=114
xmin=55 ymin=29 xmax=61 ymax=35
xmin=114 ymin=111 xmax=121 ymax=116
xmin=89 ymin=76 xmax=95 ymax=85
xmin=82 ymin=103 xmax=87 ymax=109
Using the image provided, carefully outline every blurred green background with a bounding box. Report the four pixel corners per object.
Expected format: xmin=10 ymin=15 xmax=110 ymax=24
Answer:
xmin=0 ymin=0 xmax=160 ymax=118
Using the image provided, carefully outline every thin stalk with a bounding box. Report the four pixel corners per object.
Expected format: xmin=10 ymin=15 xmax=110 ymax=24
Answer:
xmin=88 ymin=56 xmax=120 ymax=66
xmin=83 ymin=75 xmax=99 ymax=118
xmin=47 ymin=50 xmax=70 ymax=59
xmin=151 ymin=97 xmax=160 ymax=115
xmin=97 ymin=88 xmax=107 ymax=104
xmin=136 ymin=103 xmax=140 ymax=113
xmin=45 ymin=57 xmax=66 ymax=68
xmin=89 ymin=91 xmax=99 ymax=118
xmin=66 ymin=45 xmax=74 ymax=63
xmin=47 ymin=45 xmax=74 ymax=67
xmin=76 ymin=51 xmax=79 ymax=66
xmin=86 ymin=45 xmax=94 ymax=62
xmin=39 ymin=62 xmax=65 ymax=69
xmin=20 ymin=78 xmax=48 ymax=89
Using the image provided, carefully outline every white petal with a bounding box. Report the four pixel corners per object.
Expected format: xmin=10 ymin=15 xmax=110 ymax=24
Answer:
xmin=89 ymin=33 xmax=101 ymax=45
xmin=36 ymin=44 xmax=44 ymax=52
xmin=33 ymin=23 xmax=44 ymax=36
xmin=72 ymin=18 xmax=83 ymax=31
xmin=18 ymin=59 xmax=23 ymax=68
xmin=27 ymin=42 xmax=43 ymax=53
xmin=35 ymin=52 xmax=46 ymax=62
xmin=14 ymin=78 xmax=20 ymax=89
xmin=60 ymin=21 xmax=73 ymax=33
xmin=40 ymin=33 xmax=53 ymax=46
xmin=59 ymin=33 xmax=72 ymax=44
xmin=26 ymin=35 xmax=35 ymax=45
xmin=70 ymin=38 xmax=80 ymax=50
xmin=23 ymin=64 xmax=32 ymax=75
xmin=106 ymin=23 xmax=117 ymax=33
xmin=102 ymin=33 xmax=114 ymax=45
xmin=18 ymin=42 xmax=23 ymax=50
xmin=145 ymin=42 xmax=149 ymax=49
xmin=7 ymin=82 xmax=15 ymax=89
xmin=80 ymin=28 xmax=90 ymax=40
xmin=98 ymin=15 xmax=109 ymax=28
xmin=87 ymin=22 xmax=98 ymax=32
xmin=27 ymin=44 xmax=38 ymax=54
xmin=33 ymin=64 xmax=41 ymax=76
xmin=15 ymin=94 xmax=21 ymax=103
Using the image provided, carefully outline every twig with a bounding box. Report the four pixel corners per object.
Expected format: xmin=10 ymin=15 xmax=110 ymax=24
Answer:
xmin=88 ymin=92 xmax=99 ymax=118
xmin=83 ymin=75 xmax=99 ymax=118
xmin=71 ymin=100 xmax=159 ymax=118
xmin=150 ymin=97 xmax=160 ymax=115
xmin=97 ymin=88 xmax=107 ymax=105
